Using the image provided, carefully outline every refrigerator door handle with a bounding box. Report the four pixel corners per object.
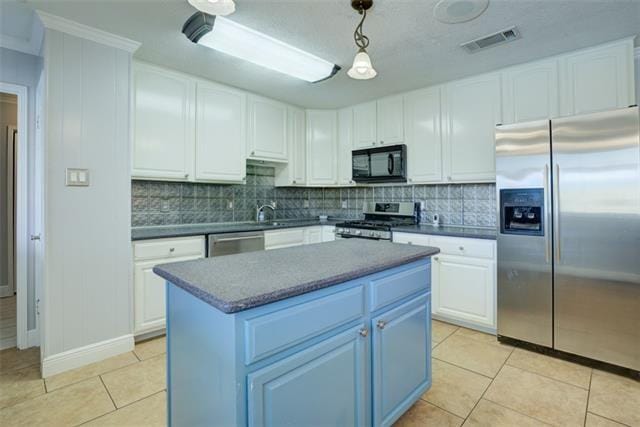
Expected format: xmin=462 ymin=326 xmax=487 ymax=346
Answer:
xmin=544 ymin=164 xmax=551 ymax=263
xmin=553 ymin=163 xmax=561 ymax=262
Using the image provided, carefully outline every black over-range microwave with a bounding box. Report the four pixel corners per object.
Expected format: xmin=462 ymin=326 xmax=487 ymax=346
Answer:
xmin=352 ymin=144 xmax=407 ymax=183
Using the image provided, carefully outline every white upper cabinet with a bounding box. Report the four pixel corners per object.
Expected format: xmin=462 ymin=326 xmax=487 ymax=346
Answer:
xmin=133 ymin=63 xmax=195 ymax=180
xmin=352 ymin=101 xmax=377 ymax=149
xmin=195 ymin=81 xmax=247 ymax=183
xmin=443 ymin=72 xmax=502 ymax=182
xmin=247 ymin=95 xmax=288 ymax=161
xmin=404 ymin=87 xmax=443 ymax=183
xmin=559 ymin=38 xmax=635 ymax=116
xmin=306 ymin=110 xmax=338 ymax=186
xmin=275 ymin=107 xmax=306 ymax=187
xmin=377 ymin=95 xmax=404 ymax=145
xmin=502 ymin=59 xmax=559 ymax=124
xmin=337 ymin=107 xmax=354 ymax=185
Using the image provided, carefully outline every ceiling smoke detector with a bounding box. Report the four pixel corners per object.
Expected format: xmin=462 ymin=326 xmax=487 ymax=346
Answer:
xmin=461 ymin=26 xmax=521 ymax=53
xmin=434 ymin=0 xmax=489 ymax=24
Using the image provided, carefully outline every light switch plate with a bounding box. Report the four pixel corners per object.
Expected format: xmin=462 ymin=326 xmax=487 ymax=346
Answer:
xmin=66 ymin=168 xmax=90 ymax=186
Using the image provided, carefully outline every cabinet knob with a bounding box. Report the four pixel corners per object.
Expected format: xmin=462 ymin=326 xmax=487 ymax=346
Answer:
xmin=434 ymin=256 xmax=439 ymax=261
xmin=380 ymin=140 xmax=384 ymax=145
xmin=407 ymin=241 xmax=412 ymax=245
xmin=251 ymin=151 xmax=255 ymax=156
xmin=459 ymin=246 xmax=465 ymax=251
xmin=408 ymin=178 xmax=413 ymax=182
xmin=447 ymin=176 xmax=452 ymax=181
xmin=292 ymin=180 xmax=297 ymax=184
xmin=359 ymin=328 xmax=369 ymax=337
xmin=376 ymin=320 xmax=387 ymax=330
xmin=184 ymin=173 xmax=189 ymax=179
xmin=372 ymin=142 xmax=376 ymax=146
xmin=242 ymin=177 xmax=246 ymax=181
xmin=169 ymin=247 xmax=175 ymax=253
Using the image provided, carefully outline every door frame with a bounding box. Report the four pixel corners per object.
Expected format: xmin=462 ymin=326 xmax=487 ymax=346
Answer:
xmin=0 ymin=82 xmax=29 ymax=349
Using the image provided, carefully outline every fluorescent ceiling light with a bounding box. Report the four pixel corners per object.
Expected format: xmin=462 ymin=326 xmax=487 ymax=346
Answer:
xmin=188 ymin=0 xmax=236 ymax=16
xmin=182 ymin=13 xmax=340 ymax=83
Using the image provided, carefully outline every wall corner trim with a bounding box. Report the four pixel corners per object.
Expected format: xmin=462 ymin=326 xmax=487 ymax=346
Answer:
xmin=41 ymin=334 xmax=135 ymax=378
xmin=35 ymin=10 xmax=141 ymax=53
xmin=634 ymin=47 xmax=640 ymax=59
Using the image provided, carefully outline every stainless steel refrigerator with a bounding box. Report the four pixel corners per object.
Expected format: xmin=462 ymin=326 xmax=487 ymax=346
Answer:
xmin=496 ymin=106 xmax=640 ymax=371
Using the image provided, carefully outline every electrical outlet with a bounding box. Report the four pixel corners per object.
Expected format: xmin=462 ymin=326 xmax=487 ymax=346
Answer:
xmin=303 ymin=200 xmax=309 ymax=208
xmin=341 ymin=200 xmax=348 ymax=209
xmin=227 ymin=200 xmax=234 ymax=210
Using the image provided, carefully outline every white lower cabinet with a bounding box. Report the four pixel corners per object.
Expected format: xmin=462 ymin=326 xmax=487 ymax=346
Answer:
xmin=265 ymin=229 xmax=306 ymax=250
xmin=392 ymin=232 xmax=497 ymax=332
xmin=304 ymin=226 xmax=323 ymax=245
xmin=321 ymin=226 xmax=336 ymax=242
xmin=431 ymin=254 xmax=495 ymax=329
xmin=133 ymin=236 xmax=205 ymax=335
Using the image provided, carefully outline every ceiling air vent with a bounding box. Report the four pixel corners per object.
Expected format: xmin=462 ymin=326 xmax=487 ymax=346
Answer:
xmin=461 ymin=26 xmax=521 ymax=53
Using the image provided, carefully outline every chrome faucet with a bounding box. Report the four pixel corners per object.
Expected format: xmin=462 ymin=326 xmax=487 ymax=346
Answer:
xmin=256 ymin=201 xmax=276 ymax=222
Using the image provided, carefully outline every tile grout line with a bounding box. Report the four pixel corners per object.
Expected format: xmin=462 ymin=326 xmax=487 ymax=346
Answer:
xmin=583 ymin=369 xmax=593 ymax=427
xmin=458 ymin=342 xmax=516 ymax=424
xmin=503 ymin=358 xmax=591 ymax=391
xmin=76 ymin=389 xmax=168 ymax=427
xmin=98 ymin=375 xmax=118 ymax=411
xmin=431 ymin=355 xmax=496 ymax=381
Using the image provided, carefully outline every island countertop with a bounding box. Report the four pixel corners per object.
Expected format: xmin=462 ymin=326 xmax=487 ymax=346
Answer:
xmin=153 ymin=239 xmax=439 ymax=314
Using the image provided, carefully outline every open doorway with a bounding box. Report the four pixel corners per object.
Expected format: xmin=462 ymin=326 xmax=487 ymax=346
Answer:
xmin=0 ymin=92 xmax=17 ymax=349
xmin=0 ymin=82 xmax=30 ymax=355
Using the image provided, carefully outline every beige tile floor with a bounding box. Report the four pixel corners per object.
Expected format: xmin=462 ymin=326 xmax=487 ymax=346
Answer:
xmin=0 ymin=321 xmax=638 ymax=427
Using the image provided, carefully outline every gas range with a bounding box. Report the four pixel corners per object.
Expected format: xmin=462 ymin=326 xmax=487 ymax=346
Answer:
xmin=335 ymin=202 xmax=418 ymax=240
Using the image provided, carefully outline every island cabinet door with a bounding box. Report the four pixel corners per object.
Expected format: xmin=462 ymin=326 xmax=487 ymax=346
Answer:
xmin=371 ymin=295 xmax=431 ymax=427
xmin=247 ymin=325 xmax=369 ymax=427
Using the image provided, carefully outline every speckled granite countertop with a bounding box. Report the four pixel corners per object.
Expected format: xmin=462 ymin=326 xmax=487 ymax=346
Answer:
xmin=153 ymin=239 xmax=439 ymax=313
xmin=131 ymin=219 xmax=342 ymax=241
xmin=391 ymin=224 xmax=496 ymax=240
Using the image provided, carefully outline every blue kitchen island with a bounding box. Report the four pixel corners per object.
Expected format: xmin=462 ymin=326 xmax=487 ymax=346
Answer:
xmin=153 ymin=239 xmax=439 ymax=427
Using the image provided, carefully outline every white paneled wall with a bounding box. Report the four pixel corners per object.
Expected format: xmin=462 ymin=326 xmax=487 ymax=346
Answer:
xmin=0 ymin=47 xmax=42 ymax=331
xmin=42 ymin=29 xmax=134 ymax=366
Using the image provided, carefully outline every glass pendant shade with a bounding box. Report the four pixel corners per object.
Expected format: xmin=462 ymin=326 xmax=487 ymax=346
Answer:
xmin=347 ymin=49 xmax=377 ymax=80
xmin=188 ymin=0 xmax=236 ymax=16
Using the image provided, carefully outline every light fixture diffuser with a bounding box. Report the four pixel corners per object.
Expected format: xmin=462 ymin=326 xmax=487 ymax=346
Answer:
xmin=182 ymin=12 xmax=340 ymax=83
xmin=188 ymin=0 xmax=236 ymax=16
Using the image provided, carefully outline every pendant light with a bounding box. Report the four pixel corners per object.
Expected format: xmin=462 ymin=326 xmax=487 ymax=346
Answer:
xmin=188 ymin=0 xmax=236 ymax=16
xmin=348 ymin=0 xmax=377 ymax=80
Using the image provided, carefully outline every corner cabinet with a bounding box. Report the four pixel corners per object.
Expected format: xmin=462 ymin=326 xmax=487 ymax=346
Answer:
xmin=247 ymin=95 xmax=288 ymax=162
xmin=306 ymin=110 xmax=338 ymax=186
xmin=195 ymin=81 xmax=247 ymax=183
xmin=442 ymin=73 xmax=502 ymax=183
xmin=132 ymin=63 xmax=195 ymax=181
xmin=404 ymin=87 xmax=443 ymax=183
xmin=275 ymin=107 xmax=306 ymax=187
xmin=132 ymin=236 xmax=205 ymax=335
xmin=167 ymin=259 xmax=432 ymax=427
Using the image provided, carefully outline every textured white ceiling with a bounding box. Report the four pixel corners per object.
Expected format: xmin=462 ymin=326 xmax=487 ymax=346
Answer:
xmin=15 ymin=0 xmax=640 ymax=108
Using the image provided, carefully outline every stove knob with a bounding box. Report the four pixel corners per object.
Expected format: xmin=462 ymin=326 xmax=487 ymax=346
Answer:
xmin=355 ymin=230 xmax=362 ymax=236
xmin=344 ymin=228 xmax=350 ymax=234
xmin=336 ymin=228 xmax=343 ymax=233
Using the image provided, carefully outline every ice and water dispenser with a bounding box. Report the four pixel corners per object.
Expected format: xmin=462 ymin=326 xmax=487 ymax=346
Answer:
xmin=499 ymin=189 xmax=544 ymax=236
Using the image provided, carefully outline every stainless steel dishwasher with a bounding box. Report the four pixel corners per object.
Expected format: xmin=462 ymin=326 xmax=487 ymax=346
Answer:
xmin=207 ymin=231 xmax=265 ymax=257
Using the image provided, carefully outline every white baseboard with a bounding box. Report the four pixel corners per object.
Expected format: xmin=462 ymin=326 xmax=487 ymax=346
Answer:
xmin=0 ymin=336 xmax=17 ymax=351
xmin=27 ymin=328 xmax=40 ymax=348
xmin=42 ymin=334 xmax=134 ymax=378
xmin=431 ymin=314 xmax=497 ymax=335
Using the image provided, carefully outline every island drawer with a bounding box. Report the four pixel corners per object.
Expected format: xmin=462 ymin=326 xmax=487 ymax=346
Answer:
xmin=369 ymin=262 xmax=431 ymax=312
xmin=244 ymin=285 xmax=365 ymax=364
xmin=429 ymin=236 xmax=494 ymax=259
xmin=133 ymin=236 xmax=205 ymax=261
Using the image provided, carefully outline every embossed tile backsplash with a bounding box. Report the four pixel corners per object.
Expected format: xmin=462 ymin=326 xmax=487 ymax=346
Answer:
xmin=132 ymin=165 xmax=496 ymax=227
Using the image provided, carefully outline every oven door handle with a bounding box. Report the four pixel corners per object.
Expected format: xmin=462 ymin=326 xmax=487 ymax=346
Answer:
xmin=387 ymin=154 xmax=394 ymax=175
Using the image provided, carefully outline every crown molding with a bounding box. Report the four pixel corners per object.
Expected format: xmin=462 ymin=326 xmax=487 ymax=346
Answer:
xmin=36 ymin=10 xmax=140 ymax=53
